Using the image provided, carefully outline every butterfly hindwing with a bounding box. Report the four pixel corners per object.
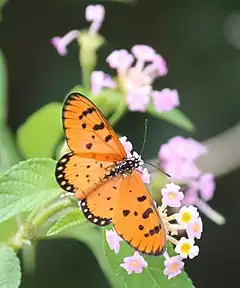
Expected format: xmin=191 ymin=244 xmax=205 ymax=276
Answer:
xmin=79 ymin=177 xmax=122 ymax=226
xmin=56 ymin=152 xmax=114 ymax=199
xmin=63 ymin=93 xmax=126 ymax=161
xmin=113 ymin=170 xmax=166 ymax=256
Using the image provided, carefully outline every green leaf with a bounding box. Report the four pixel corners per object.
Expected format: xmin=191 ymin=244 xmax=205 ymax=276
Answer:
xmin=0 ymin=218 xmax=18 ymax=243
xmin=0 ymin=245 xmax=21 ymax=288
xmin=47 ymin=209 xmax=85 ymax=236
xmin=0 ymin=50 xmax=21 ymax=172
xmin=0 ymin=126 xmax=22 ymax=174
xmin=55 ymin=225 xmax=123 ymax=288
xmin=0 ymin=49 xmax=7 ymax=123
xmin=0 ymin=158 xmax=61 ymax=224
xmin=103 ymin=230 xmax=193 ymax=288
xmin=17 ymin=103 xmax=63 ymax=159
xmin=147 ymin=103 xmax=195 ymax=132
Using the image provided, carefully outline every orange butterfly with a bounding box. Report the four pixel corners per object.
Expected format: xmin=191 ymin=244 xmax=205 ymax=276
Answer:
xmin=55 ymin=92 xmax=166 ymax=255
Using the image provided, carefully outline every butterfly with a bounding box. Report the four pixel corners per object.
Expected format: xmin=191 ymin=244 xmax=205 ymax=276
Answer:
xmin=55 ymin=92 xmax=166 ymax=256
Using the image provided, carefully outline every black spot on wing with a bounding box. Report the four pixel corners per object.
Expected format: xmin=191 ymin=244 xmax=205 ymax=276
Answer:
xmin=142 ymin=208 xmax=153 ymax=219
xmin=85 ymin=143 xmax=93 ymax=150
xmin=137 ymin=195 xmax=147 ymax=202
xmin=82 ymin=123 xmax=86 ymax=129
xmin=139 ymin=225 xmax=144 ymax=230
xmin=122 ymin=210 xmax=130 ymax=217
xmin=93 ymin=122 xmax=105 ymax=131
xmin=105 ymin=135 xmax=112 ymax=142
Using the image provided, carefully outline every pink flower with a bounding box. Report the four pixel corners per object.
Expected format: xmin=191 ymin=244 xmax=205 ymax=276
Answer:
xmin=159 ymin=136 xmax=207 ymax=162
xmin=186 ymin=217 xmax=203 ymax=239
xmin=126 ymin=86 xmax=151 ymax=112
xmin=137 ymin=167 xmax=151 ymax=184
xmin=106 ymin=50 xmax=134 ymax=72
xmin=106 ymin=229 xmax=123 ymax=254
xmin=120 ymin=251 xmax=148 ymax=274
xmin=143 ymin=54 xmax=168 ymax=79
xmin=161 ymin=182 xmax=184 ymax=207
xmin=51 ymin=30 xmax=80 ymax=56
xmin=164 ymin=256 xmax=184 ymax=279
xmin=198 ymin=173 xmax=215 ymax=201
xmin=106 ymin=46 xmax=171 ymax=113
xmin=162 ymin=158 xmax=201 ymax=180
xmin=119 ymin=136 xmax=133 ymax=157
xmin=152 ymin=89 xmax=180 ymax=112
xmin=159 ymin=136 xmax=207 ymax=180
xmin=182 ymin=185 xmax=198 ymax=205
xmin=91 ymin=71 xmax=115 ymax=95
xmin=131 ymin=45 xmax=156 ymax=63
xmin=85 ymin=5 xmax=105 ymax=34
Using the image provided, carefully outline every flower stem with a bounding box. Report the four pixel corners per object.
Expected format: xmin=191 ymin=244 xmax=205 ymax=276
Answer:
xmin=32 ymin=198 xmax=73 ymax=228
xmin=108 ymin=100 xmax=127 ymax=127
xmin=196 ymin=199 xmax=226 ymax=225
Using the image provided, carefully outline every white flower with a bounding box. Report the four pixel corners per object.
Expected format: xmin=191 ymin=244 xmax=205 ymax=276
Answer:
xmin=176 ymin=205 xmax=199 ymax=227
xmin=175 ymin=237 xmax=199 ymax=259
xmin=161 ymin=182 xmax=184 ymax=207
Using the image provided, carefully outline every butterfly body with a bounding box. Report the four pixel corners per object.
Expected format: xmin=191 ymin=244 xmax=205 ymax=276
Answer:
xmin=105 ymin=155 xmax=144 ymax=179
xmin=56 ymin=92 xmax=166 ymax=256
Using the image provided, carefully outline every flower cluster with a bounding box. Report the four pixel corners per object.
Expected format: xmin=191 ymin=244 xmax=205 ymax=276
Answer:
xmin=51 ymin=4 xmax=180 ymax=114
xmin=96 ymin=46 xmax=179 ymax=113
xmin=103 ymin=46 xmax=180 ymax=113
xmin=159 ymin=136 xmax=225 ymax=225
xmin=106 ymin=138 xmax=202 ymax=280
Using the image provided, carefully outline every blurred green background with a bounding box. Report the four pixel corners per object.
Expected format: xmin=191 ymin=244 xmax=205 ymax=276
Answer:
xmin=1 ymin=0 xmax=240 ymax=286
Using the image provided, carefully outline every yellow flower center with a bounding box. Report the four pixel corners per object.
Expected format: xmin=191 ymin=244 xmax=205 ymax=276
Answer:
xmin=192 ymin=223 xmax=199 ymax=232
xmin=168 ymin=192 xmax=176 ymax=200
xmin=131 ymin=260 xmax=138 ymax=267
xmin=170 ymin=263 xmax=179 ymax=272
xmin=181 ymin=212 xmax=191 ymax=223
xmin=181 ymin=243 xmax=191 ymax=254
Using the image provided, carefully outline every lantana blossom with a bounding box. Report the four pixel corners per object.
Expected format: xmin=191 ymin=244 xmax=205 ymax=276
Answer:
xmin=161 ymin=182 xmax=184 ymax=208
xmin=164 ymin=256 xmax=184 ymax=279
xmin=91 ymin=71 xmax=115 ymax=95
xmin=159 ymin=136 xmax=225 ymax=225
xmin=120 ymin=251 xmax=148 ymax=274
xmin=175 ymin=237 xmax=199 ymax=259
xmin=106 ymin=46 xmax=177 ymax=112
xmin=106 ymin=229 xmax=123 ymax=254
xmin=186 ymin=217 xmax=203 ymax=239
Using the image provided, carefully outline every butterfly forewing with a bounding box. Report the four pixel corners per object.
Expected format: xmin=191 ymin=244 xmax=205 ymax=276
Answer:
xmin=113 ymin=170 xmax=166 ymax=256
xmin=63 ymin=93 xmax=126 ymax=161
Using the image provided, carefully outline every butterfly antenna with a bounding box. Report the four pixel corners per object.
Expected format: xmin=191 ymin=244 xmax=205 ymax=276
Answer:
xmin=145 ymin=161 xmax=171 ymax=177
xmin=140 ymin=118 xmax=148 ymax=156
